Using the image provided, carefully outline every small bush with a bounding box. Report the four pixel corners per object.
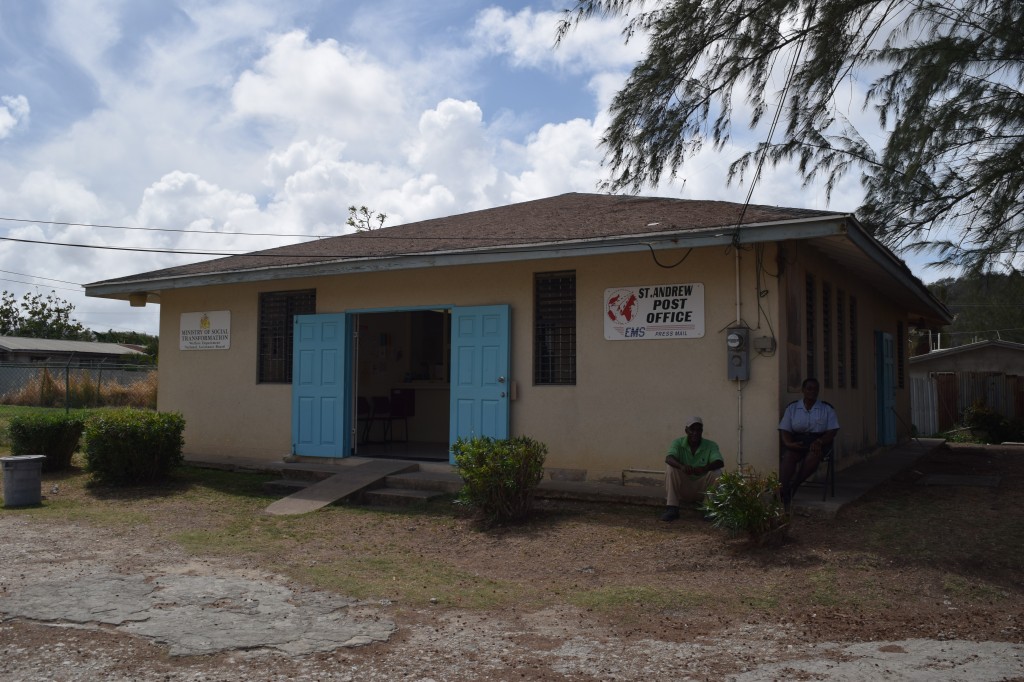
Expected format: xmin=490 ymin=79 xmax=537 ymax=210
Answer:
xmin=83 ymin=409 xmax=185 ymax=485
xmin=452 ymin=435 xmax=547 ymax=525
xmin=956 ymin=401 xmax=1024 ymax=444
xmin=701 ymin=469 xmax=788 ymax=545
xmin=8 ymin=412 xmax=86 ymax=472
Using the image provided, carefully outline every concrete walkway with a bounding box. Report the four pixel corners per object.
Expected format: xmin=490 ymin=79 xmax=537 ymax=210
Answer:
xmin=187 ymin=437 xmax=944 ymax=519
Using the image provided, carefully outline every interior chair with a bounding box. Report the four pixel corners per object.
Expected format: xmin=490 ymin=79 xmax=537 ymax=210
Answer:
xmin=369 ymin=396 xmax=392 ymax=442
xmin=388 ymin=388 xmax=414 ymax=442
xmin=356 ymin=396 xmax=372 ymax=444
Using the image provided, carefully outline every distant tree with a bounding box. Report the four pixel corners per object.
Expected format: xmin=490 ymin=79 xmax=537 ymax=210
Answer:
xmin=0 ymin=292 xmax=20 ymax=336
xmin=0 ymin=291 xmax=93 ymax=341
xmin=346 ymin=205 xmax=387 ymax=232
xmin=558 ymin=0 xmax=1024 ymax=273
xmin=925 ymin=273 xmax=1024 ymax=348
xmin=93 ymin=329 xmax=159 ymax=364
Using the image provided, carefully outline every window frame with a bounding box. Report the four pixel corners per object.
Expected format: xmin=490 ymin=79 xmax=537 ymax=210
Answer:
xmin=257 ymin=289 xmax=317 ymax=384
xmin=533 ymin=270 xmax=576 ymax=386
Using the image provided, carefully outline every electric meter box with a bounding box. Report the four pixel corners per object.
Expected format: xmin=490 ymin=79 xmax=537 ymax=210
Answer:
xmin=726 ymin=327 xmax=750 ymax=381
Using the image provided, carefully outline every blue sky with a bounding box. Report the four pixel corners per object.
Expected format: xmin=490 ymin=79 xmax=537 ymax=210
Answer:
xmin=0 ymin=0 xmax=929 ymax=336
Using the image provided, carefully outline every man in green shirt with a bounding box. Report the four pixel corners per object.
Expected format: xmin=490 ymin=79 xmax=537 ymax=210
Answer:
xmin=662 ymin=416 xmax=725 ymax=522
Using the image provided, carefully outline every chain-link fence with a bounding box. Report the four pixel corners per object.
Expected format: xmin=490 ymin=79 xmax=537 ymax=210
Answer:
xmin=0 ymin=362 xmax=157 ymax=410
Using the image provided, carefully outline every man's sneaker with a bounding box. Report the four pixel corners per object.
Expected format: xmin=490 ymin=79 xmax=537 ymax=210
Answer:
xmin=660 ymin=506 xmax=680 ymax=522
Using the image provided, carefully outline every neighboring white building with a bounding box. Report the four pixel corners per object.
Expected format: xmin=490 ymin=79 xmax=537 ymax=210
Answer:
xmin=0 ymin=336 xmax=144 ymax=365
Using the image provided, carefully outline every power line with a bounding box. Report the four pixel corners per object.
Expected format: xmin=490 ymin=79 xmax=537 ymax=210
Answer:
xmin=0 ymin=216 xmax=324 ymax=239
xmin=0 ymin=277 xmax=82 ymax=293
xmin=0 ymin=228 xmax=721 ymax=259
xmin=0 ymin=235 xmax=252 ymax=256
xmin=0 ymin=269 xmax=82 ymax=286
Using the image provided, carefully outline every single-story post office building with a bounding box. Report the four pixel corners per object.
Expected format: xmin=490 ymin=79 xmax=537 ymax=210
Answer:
xmin=85 ymin=193 xmax=950 ymax=482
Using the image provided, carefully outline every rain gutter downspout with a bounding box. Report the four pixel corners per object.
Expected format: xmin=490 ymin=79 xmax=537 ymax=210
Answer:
xmin=735 ymin=246 xmax=744 ymax=469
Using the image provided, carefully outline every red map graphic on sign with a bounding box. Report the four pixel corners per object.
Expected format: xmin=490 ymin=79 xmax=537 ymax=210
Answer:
xmin=606 ymin=290 xmax=638 ymax=323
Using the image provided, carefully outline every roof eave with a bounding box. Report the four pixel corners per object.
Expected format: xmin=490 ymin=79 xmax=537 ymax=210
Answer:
xmin=85 ymin=214 xmax=850 ymax=299
xmin=840 ymin=218 xmax=952 ymax=326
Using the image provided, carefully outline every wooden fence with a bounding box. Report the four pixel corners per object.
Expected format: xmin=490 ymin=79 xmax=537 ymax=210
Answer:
xmin=911 ymin=371 xmax=1024 ymax=436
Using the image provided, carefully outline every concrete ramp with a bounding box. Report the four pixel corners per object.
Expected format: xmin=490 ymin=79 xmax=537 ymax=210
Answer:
xmin=265 ymin=460 xmax=418 ymax=516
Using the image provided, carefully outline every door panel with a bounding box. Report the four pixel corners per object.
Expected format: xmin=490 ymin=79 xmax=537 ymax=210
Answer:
xmin=292 ymin=314 xmax=350 ymax=457
xmin=450 ymin=305 xmax=510 ymax=458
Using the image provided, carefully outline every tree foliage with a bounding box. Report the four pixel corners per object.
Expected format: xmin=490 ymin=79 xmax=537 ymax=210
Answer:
xmin=0 ymin=291 xmax=93 ymax=341
xmin=924 ymin=272 xmax=1024 ymax=348
xmin=558 ymin=0 xmax=1024 ymax=272
xmin=346 ymin=205 xmax=388 ymax=232
xmin=93 ymin=329 xmax=159 ymax=363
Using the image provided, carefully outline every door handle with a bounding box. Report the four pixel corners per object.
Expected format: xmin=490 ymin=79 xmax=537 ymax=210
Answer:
xmin=497 ymin=376 xmax=506 ymax=383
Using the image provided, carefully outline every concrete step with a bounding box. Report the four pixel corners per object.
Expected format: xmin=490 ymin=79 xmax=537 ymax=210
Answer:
xmin=363 ymin=487 xmax=448 ymax=507
xmin=266 ymin=461 xmax=419 ymax=516
xmin=383 ymin=470 xmax=462 ymax=493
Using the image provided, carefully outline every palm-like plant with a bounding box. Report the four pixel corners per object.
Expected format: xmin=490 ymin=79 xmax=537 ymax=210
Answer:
xmin=701 ymin=469 xmax=789 ymax=544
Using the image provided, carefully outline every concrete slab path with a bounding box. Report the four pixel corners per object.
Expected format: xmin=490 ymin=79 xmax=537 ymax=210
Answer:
xmin=264 ymin=459 xmax=416 ymax=516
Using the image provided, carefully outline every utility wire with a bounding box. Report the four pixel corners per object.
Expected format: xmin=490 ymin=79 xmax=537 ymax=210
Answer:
xmin=0 ymin=216 xmax=323 ymax=239
xmin=0 ymin=277 xmax=82 ymax=293
xmin=0 ymin=228 xmax=733 ymax=259
xmin=0 ymin=269 xmax=82 ymax=286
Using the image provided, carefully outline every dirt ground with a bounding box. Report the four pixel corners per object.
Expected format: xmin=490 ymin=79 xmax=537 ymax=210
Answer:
xmin=1 ymin=442 xmax=1023 ymax=680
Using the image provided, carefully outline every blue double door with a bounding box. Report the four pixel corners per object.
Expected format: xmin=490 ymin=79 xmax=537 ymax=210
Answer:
xmin=291 ymin=305 xmax=509 ymax=460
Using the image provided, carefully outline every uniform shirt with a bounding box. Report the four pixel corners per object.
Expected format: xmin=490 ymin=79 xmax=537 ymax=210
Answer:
xmin=778 ymin=399 xmax=840 ymax=434
xmin=667 ymin=437 xmax=724 ymax=478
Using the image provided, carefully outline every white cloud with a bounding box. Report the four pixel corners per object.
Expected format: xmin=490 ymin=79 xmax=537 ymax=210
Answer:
xmin=4 ymin=170 xmax=107 ymax=222
xmin=231 ymin=31 xmax=411 ymax=156
xmin=472 ymin=7 xmax=645 ymax=73
xmin=0 ymin=95 xmax=30 ymax=138
xmin=508 ymin=117 xmax=605 ymax=202
xmin=406 ymin=99 xmax=497 ymax=209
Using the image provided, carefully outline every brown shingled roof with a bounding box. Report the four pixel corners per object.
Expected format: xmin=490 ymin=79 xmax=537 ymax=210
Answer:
xmin=92 ymin=192 xmax=841 ymax=286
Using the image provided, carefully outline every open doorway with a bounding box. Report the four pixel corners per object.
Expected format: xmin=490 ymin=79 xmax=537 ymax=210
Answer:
xmin=353 ymin=309 xmax=451 ymax=461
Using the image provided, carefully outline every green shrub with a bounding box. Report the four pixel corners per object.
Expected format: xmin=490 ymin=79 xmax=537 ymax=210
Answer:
xmin=701 ymin=469 xmax=788 ymax=545
xmin=83 ymin=409 xmax=185 ymax=485
xmin=8 ymin=412 xmax=86 ymax=472
xmin=452 ymin=435 xmax=547 ymax=525
xmin=957 ymin=401 xmax=1024 ymax=444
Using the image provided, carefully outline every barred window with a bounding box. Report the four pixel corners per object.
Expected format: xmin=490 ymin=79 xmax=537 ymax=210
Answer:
xmin=849 ymin=296 xmax=859 ymax=389
xmin=822 ymin=281 xmax=832 ymax=388
xmin=534 ymin=271 xmax=576 ymax=385
xmin=805 ymin=274 xmax=816 ymax=380
xmin=836 ymin=289 xmax=846 ymax=389
xmin=258 ymin=289 xmax=316 ymax=383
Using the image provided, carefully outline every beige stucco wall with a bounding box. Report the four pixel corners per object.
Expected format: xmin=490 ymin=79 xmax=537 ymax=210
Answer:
xmin=157 ymin=245 xmax=786 ymax=481
xmin=776 ymin=241 xmax=915 ymax=461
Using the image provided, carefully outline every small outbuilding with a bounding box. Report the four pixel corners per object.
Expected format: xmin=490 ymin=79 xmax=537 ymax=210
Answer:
xmin=0 ymin=336 xmax=144 ymax=365
xmin=85 ymin=193 xmax=950 ymax=482
xmin=910 ymin=340 xmax=1024 ymax=435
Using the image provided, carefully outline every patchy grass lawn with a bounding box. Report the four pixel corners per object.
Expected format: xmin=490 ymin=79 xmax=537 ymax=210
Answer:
xmin=2 ymin=443 xmax=1022 ymax=644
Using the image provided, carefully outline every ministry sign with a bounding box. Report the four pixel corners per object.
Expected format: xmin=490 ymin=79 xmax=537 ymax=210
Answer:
xmin=180 ymin=311 xmax=231 ymax=350
xmin=604 ymin=284 xmax=705 ymax=340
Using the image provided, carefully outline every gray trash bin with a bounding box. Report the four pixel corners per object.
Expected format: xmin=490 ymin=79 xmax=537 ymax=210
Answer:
xmin=2 ymin=455 xmax=46 ymax=507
